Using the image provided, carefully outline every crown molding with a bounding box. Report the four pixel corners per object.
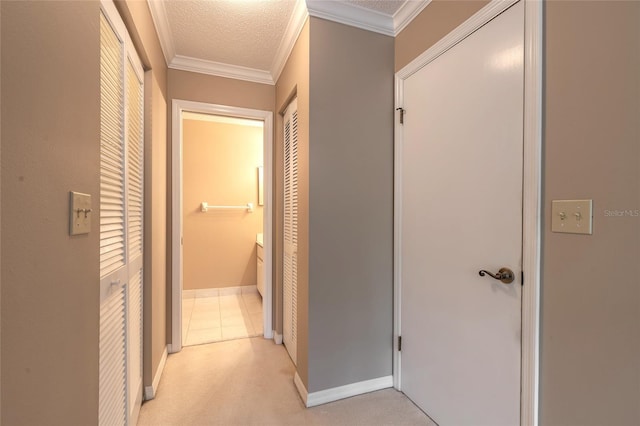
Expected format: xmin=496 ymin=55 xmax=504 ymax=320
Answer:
xmin=306 ymin=0 xmax=395 ymax=36
xmin=147 ymin=0 xmax=174 ymax=65
xmin=271 ymin=0 xmax=309 ymax=84
xmin=146 ymin=0 xmax=432 ymax=85
xmin=393 ymin=0 xmax=431 ymax=35
xmin=170 ymin=55 xmax=275 ymax=85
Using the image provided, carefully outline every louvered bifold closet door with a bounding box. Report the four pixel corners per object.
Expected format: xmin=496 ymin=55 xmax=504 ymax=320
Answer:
xmin=125 ymin=53 xmax=144 ymax=420
xmin=99 ymin=283 xmax=127 ymax=426
xmin=99 ymin=10 xmax=128 ymax=426
xmin=283 ymin=98 xmax=298 ymax=365
xmin=99 ymin=2 xmax=145 ymax=425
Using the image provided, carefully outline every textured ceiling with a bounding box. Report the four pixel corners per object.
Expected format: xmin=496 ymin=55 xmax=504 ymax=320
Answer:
xmin=150 ymin=0 xmax=420 ymax=83
xmin=164 ymin=0 xmax=297 ymax=70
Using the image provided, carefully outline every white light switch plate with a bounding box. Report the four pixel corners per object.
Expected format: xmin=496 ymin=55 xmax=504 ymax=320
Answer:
xmin=70 ymin=191 xmax=92 ymax=235
xmin=551 ymin=199 xmax=593 ymax=235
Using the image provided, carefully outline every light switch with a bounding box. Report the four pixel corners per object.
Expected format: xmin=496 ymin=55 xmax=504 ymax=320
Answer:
xmin=69 ymin=191 xmax=92 ymax=235
xmin=551 ymin=199 xmax=593 ymax=235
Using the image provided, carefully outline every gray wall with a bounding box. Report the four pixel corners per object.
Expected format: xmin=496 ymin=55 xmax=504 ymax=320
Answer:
xmin=307 ymin=17 xmax=395 ymax=393
xmin=540 ymin=2 xmax=640 ymax=424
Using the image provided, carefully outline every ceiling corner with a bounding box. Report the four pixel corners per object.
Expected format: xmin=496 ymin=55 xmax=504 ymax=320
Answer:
xmin=147 ymin=0 xmax=175 ymax=65
xmin=306 ymin=0 xmax=395 ymax=36
xmin=271 ymin=0 xmax=309 ymax=84
xmin=393 ymin=0 xmax=432 ymax=36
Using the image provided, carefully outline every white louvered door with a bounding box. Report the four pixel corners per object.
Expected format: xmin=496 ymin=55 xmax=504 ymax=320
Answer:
xmin=125 ymin=50 xmax=144 ymax=423
xmin=99 ymin=2 xmax=144 ymax=425
xmin=283 ymin=98 xmax=298 ymax=365
xmin=99 ymin=11 xmax=128 ymax=426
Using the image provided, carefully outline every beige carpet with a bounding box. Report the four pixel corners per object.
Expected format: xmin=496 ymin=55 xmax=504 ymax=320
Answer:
xmin=137 ymin=337 xmax=435 ymax=426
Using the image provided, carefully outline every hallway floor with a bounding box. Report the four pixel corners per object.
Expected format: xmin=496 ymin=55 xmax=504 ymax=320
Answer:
xmin=182 ymin=288 xmax=263 ymax=346
xmin=137 ymin=337 xmax=434 ymax=426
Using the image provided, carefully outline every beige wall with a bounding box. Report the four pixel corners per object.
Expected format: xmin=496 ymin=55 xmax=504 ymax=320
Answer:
xmin=143 ymin=74 xmax=168 ymax=390
xmin=275 ymin=19 xmax=310 ymax=387
xmin=115 ymin=0 xmax=169 ymax=394
xmin=541 ymin=2 xmax=640 ymax=424
xmin=396 ymin=1 xmax=640 ymax=424
xmin=167 ymin=69 xmax=275 ymax=345
xmin=394 ymin=0 xmax=488 ymax=72
xmin=169 ymin=69 xmax=274 ymax=112
xmin=183 ymin=119 xmax=263 ymax=290
xmin=1 ymin=1 xmax=169 ymax=422
xmin=307 ymin=17 xmax=394 ymax=393
xmin=1 ymin=2 xmax=101 ymax=423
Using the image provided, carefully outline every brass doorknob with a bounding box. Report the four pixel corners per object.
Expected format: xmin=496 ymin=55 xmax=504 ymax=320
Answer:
xmin=478 ymin=267 xmax=515 ymax=284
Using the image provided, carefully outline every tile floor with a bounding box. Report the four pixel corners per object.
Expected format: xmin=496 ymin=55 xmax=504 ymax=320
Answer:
xmin=182 ymin=287 xmax=263 ymax=346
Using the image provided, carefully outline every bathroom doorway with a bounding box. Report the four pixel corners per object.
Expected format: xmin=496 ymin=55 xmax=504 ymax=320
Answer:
xmin=171 ymin=100 xmax=274 ymax=353
xmin=181 ymin=112 xmax=263 ymax=346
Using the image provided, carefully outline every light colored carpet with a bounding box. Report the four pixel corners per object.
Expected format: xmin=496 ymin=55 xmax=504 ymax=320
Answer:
xmin=137 ymin=337 xmax=435 ymax=426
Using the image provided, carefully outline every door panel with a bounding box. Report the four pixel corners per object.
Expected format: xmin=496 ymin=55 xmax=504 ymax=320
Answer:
xmin=400 ymin=2 xmax=524 ymax=425
xmin=283 ymin=98 xmax=299 ymax=365
xmin=99 ymin=4 xmax=144 ymax=424
xmin=125 ymin=54 xmax=144 ymax=419
xmin=99 ymin=11 xmax=128 ymax=425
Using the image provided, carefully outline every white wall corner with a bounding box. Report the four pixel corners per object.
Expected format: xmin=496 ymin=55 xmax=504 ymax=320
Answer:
xmin=144 ymin=346 xmax=168 ymax=400
xmin=305 ymin=375 xmax=393 ymax=408
xmin=393 ymin=0 xmax=432 ymax=35
xmin=146 ymin=0 xmax=175 ymax=66
xmin=271 ymin=0 xmax=309 ymax=83
xmin=273 ymin=331 xmax=283 ymax=344
xmin=306 ymin=0 xmax=394 ymax=36
xmin=294 ymin=372 xmax=309 ymax=405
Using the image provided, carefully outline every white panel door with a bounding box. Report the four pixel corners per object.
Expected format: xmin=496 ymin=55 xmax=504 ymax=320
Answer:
xmin=400 ymin=2 xmax=524 ymax=425
xmin=283 ymin=98 xmax=299 ymax=365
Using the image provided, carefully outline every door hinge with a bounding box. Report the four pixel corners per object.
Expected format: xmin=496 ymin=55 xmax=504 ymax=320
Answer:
xmin=521 ymin=270 xmax=524 ymax=286
xmin=396 ymin=107 xmax=405 ymax=124
xmin=398 ymin=336 xmax=402 ymax=351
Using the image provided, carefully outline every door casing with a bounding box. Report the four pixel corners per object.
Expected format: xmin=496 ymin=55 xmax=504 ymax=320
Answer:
xmin=170 ymin=99 xmax=274 ymax=353
xmin=392 ymin=1 xmax=543 ymax=425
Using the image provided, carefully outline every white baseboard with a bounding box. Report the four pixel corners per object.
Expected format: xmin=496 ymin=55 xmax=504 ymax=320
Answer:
xmin=294 ymin=372 xmax=309 ymax=404
xmin=144 ymin=346 xmax=168 ymax=400
xmin=183 ymin=285 xmax=258 ymax=298
xmin=182 ymin=289 xmax=197 ymax=299
xmin=273 ymin=331 xmax=283 ymax=344
xmin=241 ymin=285 xmax=259 ymax=294
xmin=167 ymin=342 xmax=180 ymax=354
xmin=263 ymin=328 xmax=274 ymax=339
xmin=296 ymin=374 xmax=393 ymax=408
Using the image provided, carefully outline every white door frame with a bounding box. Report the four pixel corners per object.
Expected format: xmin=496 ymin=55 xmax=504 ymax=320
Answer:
xmin=170 ymin=99 xmax=274 ymax=353
xmin=392 ymin=1 xmax=543 ymax=425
